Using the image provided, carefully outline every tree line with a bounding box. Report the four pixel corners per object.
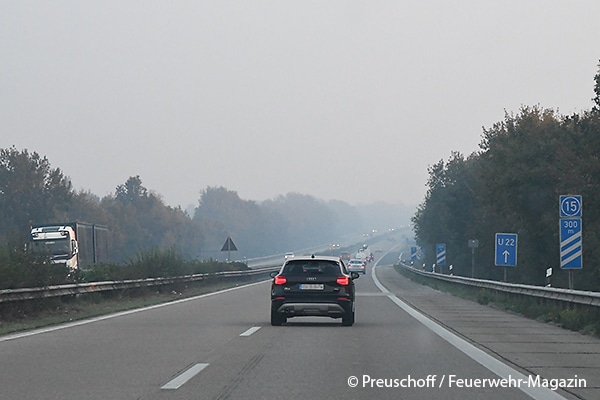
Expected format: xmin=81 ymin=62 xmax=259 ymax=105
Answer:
xmin=412 ymin=61 xmax=600 ymax=290
xmin=0 ymin=150 xmax=411 ymax=270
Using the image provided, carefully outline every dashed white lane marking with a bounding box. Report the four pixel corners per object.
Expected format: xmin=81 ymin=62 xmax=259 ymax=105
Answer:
xmin=161 ymin=363 xmax=209 ymax=390
xmin=356 ymin=292 xmax=388 ymax=296
xmin=240 ymin=326 xmax=261 ymax=336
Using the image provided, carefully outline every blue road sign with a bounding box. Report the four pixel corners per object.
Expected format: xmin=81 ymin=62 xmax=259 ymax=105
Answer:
xmin=560 ymin=195 xmax=582 ymax=218
xmin=560 ymin=218 xmax=583 ymax=269
xmin=436 ymin=243 xmax=446 ymax=265
xmin=410 ymin=247 xmax=417 ymax=261
xmin=495 ymin=233 xmax=517 ymax=267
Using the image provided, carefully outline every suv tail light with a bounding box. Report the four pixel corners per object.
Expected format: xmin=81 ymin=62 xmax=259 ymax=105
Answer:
xmin=274 ymin=275 xmax=287 ymax=285
xmin=336 ymin=276 xmax=350 ymax=286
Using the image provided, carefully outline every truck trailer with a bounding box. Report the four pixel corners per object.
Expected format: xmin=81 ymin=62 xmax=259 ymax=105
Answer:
xmin=30 ymin=222 xmax=109 ymax=270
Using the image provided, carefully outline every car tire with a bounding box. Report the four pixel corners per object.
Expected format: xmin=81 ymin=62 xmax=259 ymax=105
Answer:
xmin=271 ymin=310 xmax=286 ymax=326
xmin=342 ymin=310 xmax=355 ymax=326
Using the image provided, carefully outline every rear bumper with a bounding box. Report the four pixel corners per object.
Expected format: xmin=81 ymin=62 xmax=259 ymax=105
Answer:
xmin=272 ymin=300 xmax=353 ymax=318
xmin=348 ymin=268 xmax=365 ymax=274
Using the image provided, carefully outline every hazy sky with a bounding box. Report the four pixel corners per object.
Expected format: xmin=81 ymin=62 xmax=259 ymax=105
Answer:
xmin=3 ymin=1 xmax=599 ymax=209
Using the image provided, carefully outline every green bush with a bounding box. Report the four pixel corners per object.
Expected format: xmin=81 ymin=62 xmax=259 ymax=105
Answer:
xmin=0 ymin=246 xmax=250 ymax=288
xmin=0 ymin=245 xmax=71 ymax=289
xmin=476 ymin=289 xmax=492 ymax=305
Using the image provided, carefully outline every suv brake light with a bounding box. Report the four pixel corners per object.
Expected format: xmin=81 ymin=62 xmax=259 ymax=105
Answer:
xmin=336 ymin=276 xmax=350 ymax=286
xmin=274 ymin=275 xmax=287 ymax=285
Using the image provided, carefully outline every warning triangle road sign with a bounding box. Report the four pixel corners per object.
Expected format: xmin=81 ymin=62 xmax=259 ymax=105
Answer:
xmin=221 ymin=236 xmax=238 ymax=252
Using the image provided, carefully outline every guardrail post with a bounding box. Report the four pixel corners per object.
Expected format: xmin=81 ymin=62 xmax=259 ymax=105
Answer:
xmin=471 ymin=247 xmax=475 ymax=278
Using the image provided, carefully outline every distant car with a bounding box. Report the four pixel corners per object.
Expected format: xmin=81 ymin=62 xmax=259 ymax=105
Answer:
xmin=270 ymin=255 xmax=360 ymax=326
xmin=347 ymin=258 xmax=366 ymax=274
xmin=284 ymin=252 xmax=295 ymax=259
xmin=339 ymin=251 xmax=351 ymax=261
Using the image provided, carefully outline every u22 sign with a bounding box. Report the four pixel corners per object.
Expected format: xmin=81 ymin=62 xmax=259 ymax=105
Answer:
xmin=495 ymin=233 xmax=517 ymax=267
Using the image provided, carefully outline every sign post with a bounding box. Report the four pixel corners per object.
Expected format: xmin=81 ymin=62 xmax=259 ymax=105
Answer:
xmin=559 ymin=195 xmax=582 ymax=289
xmin=468 ymin=239 xmax=478 ymax=278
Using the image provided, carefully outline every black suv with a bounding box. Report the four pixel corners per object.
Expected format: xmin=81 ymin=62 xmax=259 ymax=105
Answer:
xmin=270 ymin=255 xmax=360 ymax=326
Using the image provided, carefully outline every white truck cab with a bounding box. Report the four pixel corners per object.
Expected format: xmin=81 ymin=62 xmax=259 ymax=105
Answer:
xmin=30 ymin=225 xmax=79 ymax=269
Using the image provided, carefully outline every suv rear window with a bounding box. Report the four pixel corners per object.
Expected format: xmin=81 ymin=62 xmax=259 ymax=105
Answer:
xmin=283 ymin=260 xmax=341 ymax=276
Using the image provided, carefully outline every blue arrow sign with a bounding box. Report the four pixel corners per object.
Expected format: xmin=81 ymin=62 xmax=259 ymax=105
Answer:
xmin=410 ymin=247 xmax=417 ymax=261
xmin=560 ymin=218 xmax=582 ymax=269
xmin=436 ymin=243 xmax=446 ymax=266
xmin=495 ymin=233 xmax=517 ymax=267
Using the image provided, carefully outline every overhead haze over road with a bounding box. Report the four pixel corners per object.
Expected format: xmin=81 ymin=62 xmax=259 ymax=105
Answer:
xmin=2 ymin=1 xmax=599 ymax=208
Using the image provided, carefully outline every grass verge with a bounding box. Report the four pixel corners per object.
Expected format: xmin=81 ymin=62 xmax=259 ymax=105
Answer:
xmin=394 ymin=265 xmax=600 ymax=338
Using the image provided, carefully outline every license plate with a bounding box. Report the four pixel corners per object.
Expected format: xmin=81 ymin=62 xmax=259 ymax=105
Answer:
xmin=299 ymin=283 xmax=324 ymax=290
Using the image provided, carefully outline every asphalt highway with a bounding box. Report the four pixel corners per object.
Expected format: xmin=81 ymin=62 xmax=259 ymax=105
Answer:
xmin=1 ymin=256 xmax=597 ymax=399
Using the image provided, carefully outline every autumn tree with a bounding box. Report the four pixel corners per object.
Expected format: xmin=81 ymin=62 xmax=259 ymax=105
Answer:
xmin=413 ymin=77 xmax=600 ymax=289
xmin=103 ymin=176 xmax=202 ymax=262
xmin=412 ymin=152 xmax=481 ymax=277
xmin=0 ymin=147 xmax=73 ymax=242
xmin=193 ymin=186 xmax=268 ymax=259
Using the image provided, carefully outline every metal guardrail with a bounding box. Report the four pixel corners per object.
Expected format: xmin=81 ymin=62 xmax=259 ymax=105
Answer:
xmin=0 ymin=266 xmax=280 ymax=304
xmin=397 ymin=263 xmax=600 ymax=307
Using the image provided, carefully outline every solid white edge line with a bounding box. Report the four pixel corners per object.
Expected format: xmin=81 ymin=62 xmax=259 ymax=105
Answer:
xmin=0 ymin=279 xmax=270 ymax=343
xmin=240 ymin=326 xmax=261 ymax=337
xmin=371 ymin=265 xmax=567 ymax=400
xmin=161 ymin=363 xmax=209 ymax=390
